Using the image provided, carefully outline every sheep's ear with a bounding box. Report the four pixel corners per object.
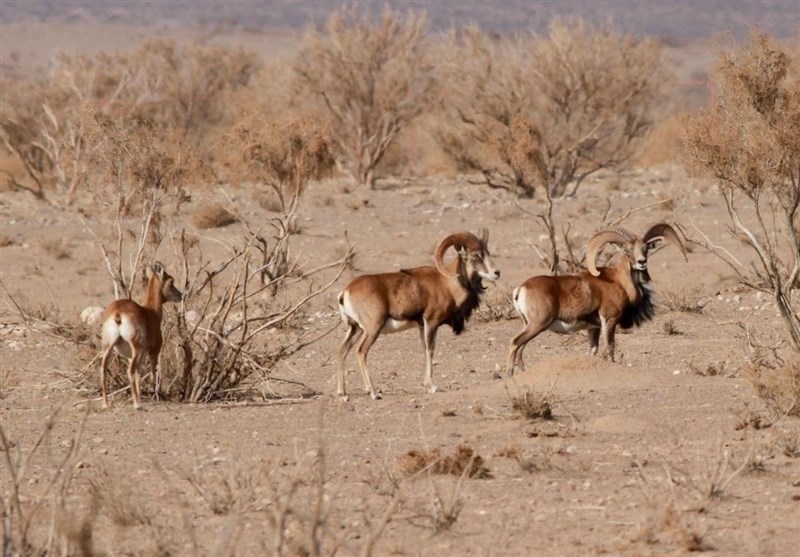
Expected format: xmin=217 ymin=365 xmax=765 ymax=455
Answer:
xmin=478 ymin=227 xmax=489 ymax=245
xmin=646 ymin=238 xmax=663 ymax=252
xmin=151 ymin=261 xmax=165 ymax=279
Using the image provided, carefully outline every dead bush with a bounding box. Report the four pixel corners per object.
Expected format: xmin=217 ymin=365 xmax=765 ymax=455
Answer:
xmin=473 ymin=286 xmax=516 ymax=322
xmin=294 ymin=6 xmax=436 ymax=188
xmin=0 ymin=411 xmax=91 ymax=556
xmin=508 ymin=385 xmax=555 ymax=421
xmin=742 ymin=356 xmax=800 ymax=419
xmin=438 ymin=19 xmax=666 ymax=198
xmin=87 ymin=469 xmax=152 ymax=527
xmin=0 ymin=39 xmax=257 ymax=204
xmin=685 ymin=30 xmax=800 ymax=351
xmin=191 ymin=202 xmax=238 ymax=229
xmin=397 ymin=444 xmax=491 ymax=479
xmin=661 ymin=286 xmax=706 ymax=314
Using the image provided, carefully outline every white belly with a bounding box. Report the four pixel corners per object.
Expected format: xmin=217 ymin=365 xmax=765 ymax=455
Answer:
xmin=548 ymin=320 xmax=594 ymax=334
xmin=381 ymin=318 xmax=417 ymax=334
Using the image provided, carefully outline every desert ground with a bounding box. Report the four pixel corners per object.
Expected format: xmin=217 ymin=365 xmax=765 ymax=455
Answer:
xmin=2 ymin=161 xmax=799 ymax=555
xmin=1 ymin=3 xmax=800 ymax=556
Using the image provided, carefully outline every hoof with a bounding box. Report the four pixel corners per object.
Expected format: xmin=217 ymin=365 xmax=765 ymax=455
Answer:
xmin=427 ymin=384 xmax=439 ymax=394
xmin=336 ymin=393 xmax=350 ymax=402
xmin=370 ymin=390 xmax=383 ymax=400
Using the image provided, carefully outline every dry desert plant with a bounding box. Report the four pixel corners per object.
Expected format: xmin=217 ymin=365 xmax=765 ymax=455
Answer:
xmin=685 ymin=31 xmax=800 ymax=352
xmin=0 ymin=410 xmax=92 ymax=556
xmin=741 ymin=356 xmax=800 ymax=419
xmin=507 ymin=385 xmax=555 ymax=421
xmin=0 ymin=39 xmax=256 ymax=204
xmin=191 ymin=202 xmax=238 ymax=229
xmin=294 ymin=6 xmax=436 ymax=188
xmin=437 ymin=19 xmax=666 ymax=198
xmin=396 ymin=444 xmax=491 ymax=479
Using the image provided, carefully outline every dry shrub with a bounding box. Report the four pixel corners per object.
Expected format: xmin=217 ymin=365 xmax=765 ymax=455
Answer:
xmin=690 ymin=360 xmax=729 ymax=377
xmin=294 ymin=6 xmax=436 ymax=188
xmin=473 ymin=286 xmax=516 ymax=322
xmin=224 ymin=114 xmax=335 ymax=217
xmin=0 ymin=39 xmax=257 ymax=204
xmin=397 ymin=444 xmax=491 ymax=479
xmin=742 ymin=356 xmax=800 ymax=419
xmin=662 ymin=320 xmax=683 ymax=336
xmin=87 ymin=469 xmax=152 ymax=527
xmin=508 ymin=385 xmax=555 ymax=421
xmin=0 ymin=411 xmax=91 ymax=556
xmin=191 ymin=202 xmax=238 ymax=229
xmin=437 ymin=19 xmax=666 ymax=198
xmin=684 ymin=30 xmax=800 ymax=351
xmin=179 ymin=459 xmax=268 ymax=515
xmin=661 ymin=286 xmax=705 ymax=314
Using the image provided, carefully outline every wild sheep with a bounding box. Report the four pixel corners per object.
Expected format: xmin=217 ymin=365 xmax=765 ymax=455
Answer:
xmin=337 ymin=229 xmax=499 ymax=399
xmin=99 ymin=262 xmax=182 ymax=409
xmin=506 ymin=223 xmax=686 ymax=374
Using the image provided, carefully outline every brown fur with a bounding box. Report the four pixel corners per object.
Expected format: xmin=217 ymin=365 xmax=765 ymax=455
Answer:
xmin=337 ymin=229 xmax=499 ymax=399
xmin=99 ymin=262 xmax=182 ymax=409
xmin=506 ymin=224 xmax=685 ymax=375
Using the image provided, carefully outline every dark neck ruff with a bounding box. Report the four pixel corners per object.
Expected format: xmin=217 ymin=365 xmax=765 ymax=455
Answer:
xmin=619 ymin=269 xmax=654 ymax=329
xmin=447 ymin=275 xmax=485 ymax=335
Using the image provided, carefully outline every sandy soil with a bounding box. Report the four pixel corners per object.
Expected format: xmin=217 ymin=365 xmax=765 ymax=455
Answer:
xmin=1 ymin=161 xmax=799 ymax=555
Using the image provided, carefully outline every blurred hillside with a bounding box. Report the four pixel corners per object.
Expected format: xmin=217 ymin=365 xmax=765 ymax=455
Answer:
xmin=1 ymin=0 xmax=798 ymax=41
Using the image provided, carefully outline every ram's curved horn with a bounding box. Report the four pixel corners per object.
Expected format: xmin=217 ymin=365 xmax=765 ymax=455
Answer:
xmin=585 ymin=228 xmax=636 ymax=276
xmin=434 ymin=231 xmax=483 ymax=277
xmin=642 ymin=223 xmax=687 ymax=261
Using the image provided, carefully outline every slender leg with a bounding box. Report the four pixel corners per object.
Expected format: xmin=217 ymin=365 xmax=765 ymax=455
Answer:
xmin=421 ymin=320 xmax=438 ymax=393
xmin=336 ymin=323 xmax=361 ymax=399
xmin=100 ymin=345 xmax=115 ymax=409
xmin=588 ymin=328 xmax=601 ymax=356
xmin=149 ymin=349 xmax=161 ymax=401
xmin=126 ymin=347 xmax=141 ymax=410
xmin=356 ymin=331 xmax=381 ymax=399
xmin=506 ymin=323 xmax=548 ymax=376
xmin=600 ymin=317 xmax=618 ymax=362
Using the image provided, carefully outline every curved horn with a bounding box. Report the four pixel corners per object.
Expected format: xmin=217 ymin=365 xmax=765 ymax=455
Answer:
xmin=434 ymin=231 xmax=482 ymax=277
xmin=642 ymin=223 xmax=687 ymax=261
xmin=585 ymin=228 xmax=636 ymax=276
xmin=478 ymin=227 xmax=489 ymax=246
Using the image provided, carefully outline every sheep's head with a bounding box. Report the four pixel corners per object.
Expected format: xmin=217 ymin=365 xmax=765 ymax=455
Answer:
xmin=434 ymin=228 xmax=500 ymax=283
xmin=586 ymin=224 xmax=686 ymax=276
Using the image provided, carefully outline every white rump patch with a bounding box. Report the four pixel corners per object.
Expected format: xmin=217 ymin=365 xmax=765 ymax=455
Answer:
xmin=513 ymin=287 xmax=528 ymax=323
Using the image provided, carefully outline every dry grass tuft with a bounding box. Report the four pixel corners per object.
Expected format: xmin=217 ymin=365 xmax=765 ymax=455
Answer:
xmin=662 ymin=319 xmax=683 ymax=336
xmin=397 ymin=444 xmax=491 ymax=479
xmin=742 ymin=356 xmax=800 ymax=418
xmin=660 ymin=287 xmax=705 ymax=314
xmin=87 ymin=469 xmax=152 ymax=527
xmin=474 ymin=287 xmax=517 ymax=322
xmin=509 ymin=385 xmax=555 ymax=421
xmin=690 ymin=360 xmax=730 ymax=377
xmin=191 ymin=202 xmax=238 ymax=229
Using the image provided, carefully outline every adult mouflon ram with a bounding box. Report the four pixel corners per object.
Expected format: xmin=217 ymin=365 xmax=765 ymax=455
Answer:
xmin=506 ymin=223 xmax=686 ymax=375
xmin=337 ymin=228 xmax=500 ymax=399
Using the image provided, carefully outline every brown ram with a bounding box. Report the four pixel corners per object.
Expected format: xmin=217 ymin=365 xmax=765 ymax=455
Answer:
xmin=337 ymin=229 xmax=499 ymax=399
xmin=506 ymin=224 xmax=686 ymax=375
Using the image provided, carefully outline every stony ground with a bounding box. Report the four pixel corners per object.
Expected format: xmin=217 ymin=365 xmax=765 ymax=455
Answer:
xmin=2 ymin=163 xmax=799 ymax=556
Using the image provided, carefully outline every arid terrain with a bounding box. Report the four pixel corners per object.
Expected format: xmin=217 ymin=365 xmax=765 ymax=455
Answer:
xmin=1 ymin=3 xmax=799 ymax=556
xmin=2 ymin=163 xmax=799 ymax=555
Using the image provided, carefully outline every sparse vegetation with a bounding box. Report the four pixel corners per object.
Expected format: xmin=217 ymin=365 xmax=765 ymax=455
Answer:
xmin=685 ymin=31 xmax=800 ymax=352
xmin=507 ymin=384 xmax=555 ymax=421
xmin=438 ymin=19 xmax=666 ymax=198
xmin=397 ymin=444 xmax=491 ymax=479
xmin=294 ymin=6 xmax=435 ymax=188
